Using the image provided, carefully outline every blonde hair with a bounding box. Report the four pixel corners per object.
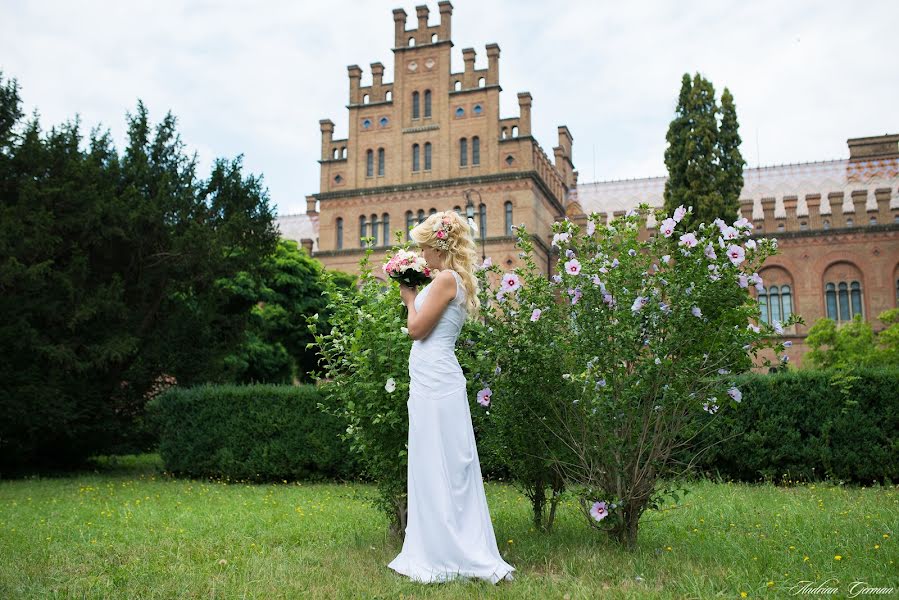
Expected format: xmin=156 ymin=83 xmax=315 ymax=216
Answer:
xmin=409 ymin=210 xmax=482 ymax=320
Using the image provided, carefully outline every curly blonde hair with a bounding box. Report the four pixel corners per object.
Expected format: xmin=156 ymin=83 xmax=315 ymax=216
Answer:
xmin=409 ymin=210 xmax=482 ymax=320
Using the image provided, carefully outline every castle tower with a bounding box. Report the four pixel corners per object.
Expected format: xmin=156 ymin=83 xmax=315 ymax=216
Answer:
xmin=309 ymin=2 xmax=575 ymax=278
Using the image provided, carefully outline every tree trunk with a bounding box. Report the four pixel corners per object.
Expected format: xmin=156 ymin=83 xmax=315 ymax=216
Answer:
xmin=613 ymin=506 xmax=640 ymax=550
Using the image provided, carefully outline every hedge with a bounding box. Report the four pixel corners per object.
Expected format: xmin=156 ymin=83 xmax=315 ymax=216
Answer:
xmin=146 ymin=383 xmax=362 ymax=481
xmin=680 ymin=368 xmax=899 ymax=483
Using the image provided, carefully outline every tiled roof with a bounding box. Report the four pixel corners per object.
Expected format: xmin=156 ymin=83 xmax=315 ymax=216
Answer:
xmin=576 ymin=158 xmax=899 ymax=219
xmin=275 ymin=213 xmax=320 ymax=252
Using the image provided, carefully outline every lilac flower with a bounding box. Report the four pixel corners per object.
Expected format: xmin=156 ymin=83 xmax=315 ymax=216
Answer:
xmin=551 ymin=274 xmax=562 ymax=284
xmin=566 ymin=248 xmax=576 ymax=259
xmin=784 ymin=340 xmax=793 ymax=347
xmin=628 ymin=248 xmax=637 ymax=256
xmin=480 ymin=256 xmax=493 ymax=269
xmin=496 ymin=290 xmax=506 ymax=302
xmin=734 ymin=217 xmax=752 ymax=230
xmin=659 ymin=278 xmax=668 ymax=286
xmin=727 ymin=386 xmax=742 ymax=403
xmin=596 ymin=378 xmax=607 ymax=388
xmin=685 ymin=283 xmax=695 ymax=295
xmin=773 ymin=320 xmax=784 ymax=335
xmin=591 ymin=274 xmax=604 ymax=288
xmin=721 ymin=226 xmax=739 ymax=240
xmin=551 ymin=231 xmax=571 ymax=247
xmin=495 ymin=365 xmax=502 ymax=375
xmin=727 ymin=244 xmax=745 ymax=266
xmin=626 ymin=208 xmax=638 ymax=217
xmin=659 ymin=301 xmax=671 ymax=315
xmin=662 ymin=254 xmax=671 ymax=264
xmin=745 ymin=238 xmax=757 ymax=250
xmin=703 ymin=401 xmax=719 ymax=414
xmin=631 ymin=296 xmax=649 ymax=313
xmin=713 ymin=217 xmax=726 ymax=231
xmin=501 ymin=272 xmax=522 ymax=292
xmin=611 ymin=258 xmax=620 ymax=268
xmin=660 ymin=218 xmax=677 ymax=237
xmin=385 ymin=377 xmax=396 ymax=393
xmin=747 ymin=323 xmax=760 ymax=333
xmin=679 ymin=232 xmax=699 ymax=248
xmin=654 ymin=357 xmax=661 ymax=365
xmin=590 ymin=501 xmax=609 ymax=522
xmin=564 ymin=258 xmax=582 ymax=275
xmin=476 ymin=387 xmax=492 ymax=407
xmin=691 ymin=306 xmax=703 ymax=318
xmin=568 ymin=287 xmax=583 ymax=305
xmin=781 ymin=354 xmax=790 ymax=363
xmin=587 ymin=218 xmax=596 ymax=236
xmin=704 ymin=243 xmax=717 ymax=260
xmin=602 ymin=292 xmax=615 ymax=307
xmin=673 ymin=205 xmax=687 ymax=223
xmin=718 ymin=368 xmax=730 ymax=374
xmin=738 ymin=274 xmax=749 ymax=288
xmin=598 ymin=266 xmax=609 ymax=274
xmin=530 ymin=308 xmax=542 ymax=322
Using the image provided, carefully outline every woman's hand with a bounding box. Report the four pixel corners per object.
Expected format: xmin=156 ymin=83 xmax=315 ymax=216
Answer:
xmin=399 ymin=283 xmax=418 ymax=306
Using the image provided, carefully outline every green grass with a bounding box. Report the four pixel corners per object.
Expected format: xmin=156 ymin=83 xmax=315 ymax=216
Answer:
xmin=1 ymin=454 xmax=896 ymax=599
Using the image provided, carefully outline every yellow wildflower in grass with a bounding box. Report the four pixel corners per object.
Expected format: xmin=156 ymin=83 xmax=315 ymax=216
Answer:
xmin=740 ymin=592 xmax=747 ymax=598
xmin=767 ymin=581 xmax=774 ymax=587
xmin=834 ymin=555 xmax=841 ymax=561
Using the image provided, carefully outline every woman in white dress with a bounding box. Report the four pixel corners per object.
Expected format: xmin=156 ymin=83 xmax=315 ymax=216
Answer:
xmin=387 ymin=210 xmax=516 ymax=585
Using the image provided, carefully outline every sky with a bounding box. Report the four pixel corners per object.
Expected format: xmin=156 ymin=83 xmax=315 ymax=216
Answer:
xmin=2 ymin=0 xmax=897 ymax=216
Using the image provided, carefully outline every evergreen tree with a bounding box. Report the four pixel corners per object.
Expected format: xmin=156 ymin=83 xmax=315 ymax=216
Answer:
xmin=663 ymin=73 xmax=745 ymax=229
xmin=0 ymin=73 xmax=279 ymax=468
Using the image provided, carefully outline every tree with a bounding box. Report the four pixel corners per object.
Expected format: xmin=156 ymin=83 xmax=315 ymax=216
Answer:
xmin=663 ymin=73 xmax=745 ymax=229
xmin=222 ymin=239 xmax=356 ymax=384
xmin=0 ymin=72 xmax=279 ymax=469
xmin=805 ymin=310 xmax=899 ymax=369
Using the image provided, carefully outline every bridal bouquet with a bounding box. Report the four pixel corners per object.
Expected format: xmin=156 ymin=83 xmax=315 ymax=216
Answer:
xmin=383 ymin=249 xmax=432 ymax=287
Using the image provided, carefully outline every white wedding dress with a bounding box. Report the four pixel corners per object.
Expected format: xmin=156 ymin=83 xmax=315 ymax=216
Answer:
xmin=387 ymin=269 xmax=516 ymax=585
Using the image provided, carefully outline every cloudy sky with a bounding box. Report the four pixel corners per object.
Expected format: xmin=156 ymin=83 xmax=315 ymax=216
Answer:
xmin=2 ymin=0 xmax=896 ymax=216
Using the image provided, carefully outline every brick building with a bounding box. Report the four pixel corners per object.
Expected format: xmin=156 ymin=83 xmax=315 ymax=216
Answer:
xmin=277 ymin=3 xmax=899 ymax=368
xmin=282 ymin=1 xmax=578 ymax=280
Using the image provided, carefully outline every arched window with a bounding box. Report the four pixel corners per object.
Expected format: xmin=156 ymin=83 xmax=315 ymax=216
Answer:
xmin=382 ymin=212 xmax=390 ymax=245
xmin=454 ymin=80 xmax=462 ymax=91
xmin=341 ymin=147 xmax=347 ymax=159
xmin=431 ymin=33 xmax=438 ymax=43
xmin=417 ymin=209 xmax=425 ymax=223
xmin=454 ymin=205 xmax=461 ymax=213
xmin=825 ymin=279 xmax=864 ymax=321
xmin=406 ymin=210 xmax=414 ymax=241
xmin=424 ymin=90 xmax=432 ymax=118
xmin=769 ymin=285 xmax=781 ymax=323
xmin=359 ymin=215 xmax=367 ymax=247
xmin=504 ymin=201 xmax=513 ymax=234
xmin=478 ymin=77 xmax=485 ymax=87
xmin=370 ymin=213 xmax=379 ymax=246
xmin=377 ymin=148 xmax=385 ymax=176
xmin=412 ymin=91 xmax=420 ymax=119
xmin=459 ymin=137 xmax=468 ymax=166
xmin=472 ymin=136 xmax=480 ymax=165
xmin=366 ymin=149 xmax=374 ymax=177
xmin=336 ymin=217 xmax=343 ymax=250
xmin=478 ymin=202 xmax=487 ymax=235
xmin=781 ymin=285 xmax=793 ymax=321
xmin=385 ymin=90 xmax=392 ymax=102
xmin=362 ymin=94 xmax=369 ymax=104
xmin=429 ymin=208 xmax=437 ymax=216
xmin=511 ymin=126 xmax=518 ymax=137
xmin=412 ymin=143 xmax=420 ymax=172
xmin=333 ymin=148 xmax=339 ymax=159
xmin=408 ymin=37 xmax=415 ymax=47
xmin=424 ymin=142 xmax=432 ymax=171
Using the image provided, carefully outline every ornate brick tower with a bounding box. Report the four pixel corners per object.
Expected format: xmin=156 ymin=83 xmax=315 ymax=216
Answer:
xmin=305 ymin=2 xmax=577 ymax=278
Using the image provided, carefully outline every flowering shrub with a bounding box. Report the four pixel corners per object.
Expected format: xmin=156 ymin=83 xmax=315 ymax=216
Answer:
xmin=306 ymin=237 xmax=413 ymax=538
xmin=472 ymin=204 xmax=801 ymax=548
xmin=458 ymin=229 xmax=581 ymax=532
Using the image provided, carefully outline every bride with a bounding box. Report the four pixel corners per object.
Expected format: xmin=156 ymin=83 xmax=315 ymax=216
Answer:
xmin=386 ymin=210 xmax=516 ymax=585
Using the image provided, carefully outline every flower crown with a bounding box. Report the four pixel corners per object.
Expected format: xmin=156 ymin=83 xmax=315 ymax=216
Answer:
xmin=431 ymin=214 xmax=454 ymax=251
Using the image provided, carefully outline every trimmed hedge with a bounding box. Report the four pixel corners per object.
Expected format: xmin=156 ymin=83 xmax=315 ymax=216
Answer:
xmin=681 ymin=368 xmax=899 ymax=483
xmin=146 ymin=384 xmax=362 ymax=481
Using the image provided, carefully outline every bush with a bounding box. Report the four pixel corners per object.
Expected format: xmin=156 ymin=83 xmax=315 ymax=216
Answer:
xmin=681 ymin=368 xmax=899 ymax=483
xmin=146 ymin=383 xmax=361 ymax=481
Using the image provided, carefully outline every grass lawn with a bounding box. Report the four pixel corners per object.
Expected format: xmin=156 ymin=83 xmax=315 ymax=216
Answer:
xmin=1 ymin=454 xmax=896 ymax=599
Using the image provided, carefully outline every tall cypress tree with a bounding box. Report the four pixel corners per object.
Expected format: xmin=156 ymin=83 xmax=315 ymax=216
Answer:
xmin=663 ymin=73 xmax=745 ymax=229
xmin=718 ymin=87 xmax=746 ymax=215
